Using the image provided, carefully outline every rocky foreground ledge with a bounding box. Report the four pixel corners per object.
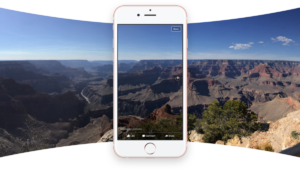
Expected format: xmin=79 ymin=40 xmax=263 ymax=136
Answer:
xmin=97 ymin=107 xmax=300 ymax=154
xmin=97 ymin=104 xmax=179 ymax=142
xmin=190 ymin=109 xmax=300 ymax=153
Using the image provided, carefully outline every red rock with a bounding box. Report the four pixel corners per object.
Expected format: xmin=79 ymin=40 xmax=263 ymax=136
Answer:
xmin=247 ymin=64 xmax=285 ymax=78
xmin=290 ymin=66 xmax=300 ymax=76
xmin=147 ymin=104 xmax=178 ymax=121
xmin=100 ymin=104 xmax=179 ymax=138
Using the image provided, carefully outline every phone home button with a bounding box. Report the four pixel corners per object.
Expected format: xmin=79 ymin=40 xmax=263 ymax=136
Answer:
xmin=144 ymin=143 xmax=156 ymax=155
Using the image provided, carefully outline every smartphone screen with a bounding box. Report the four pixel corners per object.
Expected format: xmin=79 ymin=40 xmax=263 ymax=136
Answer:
xmin=117 ymin=24 xmax=183 ymax=140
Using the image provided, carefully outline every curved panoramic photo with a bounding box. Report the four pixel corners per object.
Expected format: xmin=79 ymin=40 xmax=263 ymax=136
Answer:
xmin=0 ymin=7 xmax=300 ymax=157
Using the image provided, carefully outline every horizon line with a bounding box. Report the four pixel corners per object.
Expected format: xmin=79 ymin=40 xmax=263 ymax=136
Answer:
xmin=1 ymin=59 xmax=300 ymax=62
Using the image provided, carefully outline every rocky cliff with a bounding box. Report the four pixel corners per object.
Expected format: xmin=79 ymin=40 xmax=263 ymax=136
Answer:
xmin=30 ymin=60 xmax=92 ymax=79
xmin=58 ymin=60 xmax=92 ymax=69
xmin=250 ymin=96 xmax=300 ymax=122
xmin=81 ymin=60 xmax=300 ymax=120
xmin=0 ymin=78 xmax=30 ymax=130
xmin=82 ymin=79 xmax=113 ymax=106
xmin=96 ymin=104 xmax=179 ymax=142
xmin=0 ymin=77 xmax=86 ymax=125
xmin=247 ymin=64 xmax=287 ymax=78
xmin=0 ymin=61 xmax=72 ymax=94
xmin=188 ymin=60 xmax=300 ymax=78
xmin=118 ymin=63 xmax=136 ymax=72
xmin=189 ymin=109 xmax=300 ymax=153
xmin=127 ymin=60 xmax=182 ymax=72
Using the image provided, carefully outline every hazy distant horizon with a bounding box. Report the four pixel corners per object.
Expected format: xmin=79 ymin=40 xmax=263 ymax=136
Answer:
xmin=2 ymin=59 xmax=300 ymax=63
xmin=1 ymin=7 xmax=300 ymax=61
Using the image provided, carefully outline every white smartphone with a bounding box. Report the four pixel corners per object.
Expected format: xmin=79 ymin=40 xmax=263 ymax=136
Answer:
xmin=113 ymin=5 xmax=188 ymax=158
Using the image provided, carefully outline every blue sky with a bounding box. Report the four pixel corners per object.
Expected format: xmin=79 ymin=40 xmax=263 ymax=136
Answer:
xmin=118 ymin=25 xmax=182 ymax=60
xmin=0 ymin=8 xmax=112 ymax=60
xmin=188 ymin=8 xmax=300 ymax=61
xmin=0 ymin=7 xmax=300 ymax=61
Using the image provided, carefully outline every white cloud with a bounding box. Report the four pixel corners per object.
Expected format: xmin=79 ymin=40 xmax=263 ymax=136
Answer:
xmin=258 ymin=41 xmax=264 ymax=43
xmin=229 ymin=42 xmax=254 ymax=50
xmin=271 ymin=36 xmax=295 ymax=45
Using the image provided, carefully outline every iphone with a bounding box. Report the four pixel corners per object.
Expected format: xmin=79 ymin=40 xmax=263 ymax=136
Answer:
xmin=113 ymin=5 xmax=188 ymax=158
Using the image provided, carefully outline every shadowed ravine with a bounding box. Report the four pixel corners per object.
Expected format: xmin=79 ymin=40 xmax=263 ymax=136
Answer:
xmin=2 ymin=59 xmax=300 ymax=157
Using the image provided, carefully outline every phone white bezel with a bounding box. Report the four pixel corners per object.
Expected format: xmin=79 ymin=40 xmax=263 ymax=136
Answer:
xmin=113 ymin=5 xmax=188 ymax=158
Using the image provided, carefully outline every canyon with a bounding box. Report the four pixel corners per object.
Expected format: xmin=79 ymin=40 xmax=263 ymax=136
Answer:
xmin=2 ymin=59 xmax=300 ymax=156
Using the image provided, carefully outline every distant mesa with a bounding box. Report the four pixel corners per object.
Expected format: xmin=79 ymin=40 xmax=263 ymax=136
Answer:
xmin=290 ymin=65 xmax=300 ymax=76
xmin=118 ymin=66 xmax=162 ymax=86
xmin=94 ymin=64 xmax=113 ymax=72
xmin=127 ymin=60 xmax=182 ymax=72
xmin=58 ymin=60 xmax=92 ymax=69
xmin=189 ymin=78 xmax=221 ymax=96
xmin=189 ymin=60 xmax=300 ymax=78
xmin=91 ymin=63 xmax=135 ymax=72
xmin=247 ymin=64 xmax=287 ymax=78
xmin=188 ymin=66 xmax=206 ymax=79
xmin=29 ymin=60 xmax=93 ymax=79
xmin=0 ymin=61 xmax=72 ymax=94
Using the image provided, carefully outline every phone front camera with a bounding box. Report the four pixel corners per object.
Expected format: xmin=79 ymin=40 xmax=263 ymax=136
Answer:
xmin=137 ymin=14 xmax=140 ymax=17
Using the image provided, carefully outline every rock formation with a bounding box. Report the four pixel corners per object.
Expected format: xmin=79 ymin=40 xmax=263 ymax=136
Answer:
xmin=0 ymin=77 xmax=67 ymax=128
xmin=189 ymin=109 xmax=300 ymax=153
xmin=29 ymin=60 xmax=92 ymax=79
xmin=56 ymin=117 xmax=106 ymax=147
xmin=97 ymin=104 xmax=180 ymax=141
xmin=147 ymin=104 xmax=178 ymax=121
xmin=247 ymin=64 xmax=288 ymax=78
xmin=81 ymin=59 xmax=300 ymax=121
xmin=94 ymin=64 xmax=113 ymax=72
xmin=97 ymin=127 xmax=125 ymax=142
xmin=250 ymin=96 xmax=300 ymax=122
xmin=58 ymin=60 xmax=93 ymax=69
xmin=0 ymin=61 xmax=72 ymax=93
xmin=127 ymin=60 xmax=182 ymax=72
xmin=189 ymin=130 xmax=204 ymax=142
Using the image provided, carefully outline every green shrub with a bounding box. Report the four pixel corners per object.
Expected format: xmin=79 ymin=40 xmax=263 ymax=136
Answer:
xmin=199 ymin=100 xmax=261 ymax=143
xmin=129 ymin=113 xmax=197 ymax=140
xmin=291 ymin=131 xmax=299 ymax=139
xmin=131 ymin=116 xmax=182 ymax=140
xmin=176 ymin=113 xmax=197 ymax=132
xmin=194 ymin=119 xmax=203 ymax=134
